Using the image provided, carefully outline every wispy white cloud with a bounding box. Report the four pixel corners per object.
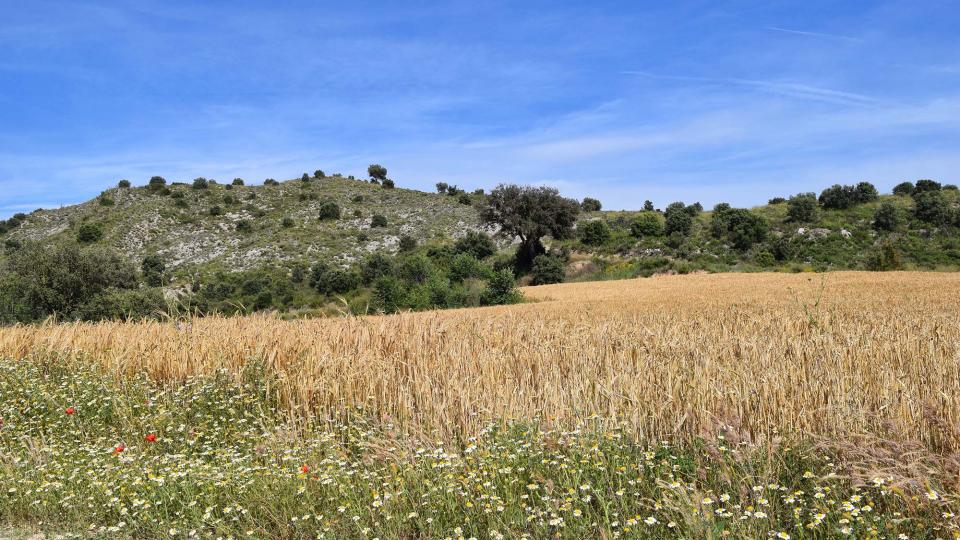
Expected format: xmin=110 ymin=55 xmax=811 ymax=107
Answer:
xmin=764 ymin=26 xmax=863 ymax=43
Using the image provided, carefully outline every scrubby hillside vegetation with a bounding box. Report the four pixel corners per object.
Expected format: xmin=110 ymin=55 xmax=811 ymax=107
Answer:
xmin=1 ymin=169 xmax=958 ymax=323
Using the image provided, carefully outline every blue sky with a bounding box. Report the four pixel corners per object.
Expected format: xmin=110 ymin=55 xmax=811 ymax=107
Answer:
xmin=2 ymin=0 xmax=960 ymax=218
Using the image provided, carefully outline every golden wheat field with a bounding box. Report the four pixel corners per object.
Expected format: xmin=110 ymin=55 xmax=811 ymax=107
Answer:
xmin=2 ymin=271 xmax=959 ymax=448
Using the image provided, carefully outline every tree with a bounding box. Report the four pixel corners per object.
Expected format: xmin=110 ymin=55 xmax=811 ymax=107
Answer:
xmin=872 ymin=201 xmax=901 ymax=231
xmin=579 ymin=220 xmax=611 ymax=246
xmin=685 ymin=202 xmax=703 ymax=216
xmin=664 ymin=202 xmax=692 ymax=235
xmin=264 ymin=178 xmax=280 ymax=186
xmin=854 ymin=181 xmax=879 ymax=203
xmin=301 ymin=173 xmax=310 ymax=182
xmin=709 ymin=206 xmax=768 ymax=250
xmin=892 ymin=182 xmax=914 ymax=196
xmin=118 ymin=179 xmax=131 ymax=188
xmin=232 ymin=178 xmax=244 ymax=186
xmin=630 ymin=212 xmax=664 ymax=237
xmin=368 ymin=164 xmax=388 ymax=182
xmin=581 ymin=198 xmax=602 ymax=212
xmin=314 ymin=170 xmax=325 ymax=179
xmin=787 ymin=193 xmax=818 ymax=222
xmin=768 ymin=197 xmax=786 ymax=204
xmin=914 ymin=179 xmax=942 ymax=193
xmin=818 ymin=184 xmax=856 ymax=209
xmin=436 ymin=182 xmax=449 ymax=194
xmin=453 ymin=231 xmax=496 ymax=259
xmin=480 ymin=184 xmax=580 ymax=271
xmin=530 ymin=254 xmax=565 ymax=285
xmin=76 ymin=223 xmax=103 ymax=244
xmin=643 ymin=200 xmax=655 ymax=212
xmin=141 ymin=255 xmax=166 ymax=287
xmin=148 ymin=176 xmax=167 ymax=190
xmin=370 ymin=214 xmax=388 ymax=228
xmin=362 ymin=253 xmax=395 ymax=284
xmin=0 ymin=243 xmax=140 ymax=323
xmin=449 ymin=253 xmax=484 ymax=282
xmin=318 ymin=201 xmax=341 ymax=220
xmin=482 ymin=269 xmax=521 ymax=305
xmin=382 ymin=178 xmax=395 ymax=189
xmin=914 ymin=190 xmax=950 ymax=224
xmin=372 ymin=276 xmax=406 ymax=313
xmin=192 ymin=177 xmax=209 ymax=190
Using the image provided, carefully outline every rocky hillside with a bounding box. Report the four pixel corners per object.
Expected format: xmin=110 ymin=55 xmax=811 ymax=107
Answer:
xmin=2 ymin=175 xmax=494 ymax=276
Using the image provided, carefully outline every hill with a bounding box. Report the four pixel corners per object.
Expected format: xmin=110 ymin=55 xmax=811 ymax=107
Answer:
xmin=0 ymin=174 xmax=488 ymax=276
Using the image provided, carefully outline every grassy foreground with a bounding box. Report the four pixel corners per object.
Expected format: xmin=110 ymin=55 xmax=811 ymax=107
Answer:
xmin=2 ymin=357 xmax=958 ymax=539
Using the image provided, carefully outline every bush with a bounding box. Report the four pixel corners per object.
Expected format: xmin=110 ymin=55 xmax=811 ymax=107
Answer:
xmin=141 ymin=255 xmax=166 ymax=287
xmin=914 ymin=179 xmax=942 ymax=193
xmin=643 ymin=200 xmax=655 ymax=211
xmin=0 ymin=243 xmax=139 ymax=323
xmin=865 ymin=242 xmax=901 ymax=271
xmin=664 ymin=202 xmax=693 ymax=235
xmin=458 ymin=193 xmax=472 ymax=205
xmin=453 ymin=231 xmax=496 ymax=259
xmin=318 ymin=201 xmax=341 ymax=220
xmin=310 ymin=263 xmax=360 ymax=295
xmin=787 ymin=193 xmax=818 ymax=222
xmin=192 ymin=177 xmax=209 ymax=190
xmin=371 ymin=214 xmax=388 ymax=228
xmin=351 ymin=194 xmax=364 ymax=203
xmin=530 ymin=254 xmax=565 ymax=285
xmin=630 ymin=212 xmax=664 ymax=237
xmin=436 ymin=182 xmax=449 ymax=194
xmin=398 ymin=254 xmax=435 ymax=284
xmin=301 ymin=173 xmax=310 ymax=182
xmin=944 ymin=184 xmax=959 ymax=192
xmin=768 ymin=197 xmax=786 ymax=204
xmin=398 ymin=235 xmax=417 ymax=252
xmin=313 ymin=170 xmax=325 ymax=179
xmin=361 ymin=253 xmax=395 ymax=284
xmin=99 ymin=195 xmax=114 ymax=206
xmin=382 ymin=179 xmax=395 ymax=189
xmin=264 ymin=178 xmax=279 ymax=186
xmin=914 ymin=190 xmax=950 ymax=224
xmin=482 ymin=268 xmax=521 ymax=305
xmin=118 ymin=179 xmax=131 ymax=188
xmin=372 ymin=276 xmax=406 ymax=313
xmin=148 ymin=176 xmax=167 ymax=190
xmin=872 ymin=202 xmax=901 ymax=231
xmin=579 ymin=220 xmax=611 ymax=246
xmin=710 ymin=207 xmax=768 ymax=250
xmin=685 ymin=202 xmax=703 ymax=216
xmin=236 ymin=220 xmax=253 ymax=233
xmin=581 ymin=198 xmax=602 ymax=212
xmin=449 ymin=253 xmax=484 ymax=282
xmin=76 ymin=223 xmax=103 ymax=243
xmin=892 ymin=182 xmax=915 ymax=196
xmin=209 ymin=205 xmax=224 ymax=216
xmin=281 ymin=217 xmax=295 ymax=228
xmin=232 ymin=178 xmax=244 ymax=186
xmin=74 ymin=287 xmax=166 ymax=321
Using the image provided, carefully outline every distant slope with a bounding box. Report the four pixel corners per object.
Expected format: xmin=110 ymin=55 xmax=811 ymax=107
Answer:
xmin=3 ymin=176 xmax=491 ymax=275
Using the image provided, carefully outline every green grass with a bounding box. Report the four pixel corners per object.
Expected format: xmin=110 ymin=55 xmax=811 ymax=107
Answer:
xmin=1 ymin=357 xmax=957 ymax=539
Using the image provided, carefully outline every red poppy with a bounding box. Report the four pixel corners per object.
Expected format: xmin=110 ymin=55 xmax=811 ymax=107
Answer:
xmin=65 ymin=407 xmax=76 ymax=415
xmin=145 ymin=433 xmax=157 ymax=443
xmin=113 ymin=443 xmax=126 ymax=454
xmin=300 ymin=465 xmax=310 ymax=474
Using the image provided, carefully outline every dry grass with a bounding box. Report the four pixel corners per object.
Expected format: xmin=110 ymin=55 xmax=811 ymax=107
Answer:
xmin=2 ymin=271 xmax=959 ymax=447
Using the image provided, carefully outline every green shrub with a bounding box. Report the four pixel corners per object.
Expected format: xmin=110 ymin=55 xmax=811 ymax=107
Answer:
xmin=236 ymin=220 xmax=253 ymax=233
xmin=371 ymin=214 xmax=388 ymax=228
xmin=318 ymin=201 xmax=341 ymax=220
xmin=76 ymin=223 xmax=103 ymax=243
xmin=664 ymin=202 xmax=693 ymax=235
xmin=768 ymin=197 xmax=786 ymax=204
xmin=630 ymin=212 xmax=664 ymax=237
xmin=787 ymin=193 xmax=818 ymax=222
xmin=530 ymin=254 xmax=565 ymax=285
xmin=74 ymin=287 xmax=166 ymax=321
xmin=454 ymin=231 xmax=496 ymax=259
xmin=264 ymin=178 xmax=279 ymax=186
xmin=117 ymin=179 xmax=131 ymax=188
xmin=141 ymin=255 xmax=166 ymax=287
xmin=314 ymin=170 xmax=325 ymax=179
xmin=482 ymin=268 xmax=521 ymax=305
xmin=458 ymin=193 xmax=472 ymax=205
xmin=209 ymin=205 xmax=224 ymax=216
xmin=449 ymin=253 xmax=484 ymax=282
xmin=192 ymin=177 xmax=209 ymax=189
xmin=362 ymin=253 xmax=395 ymax=284
xmin=398 ymin=235 xmax=417 ymax=252
xmin=579 ymin=220 xmax=611 ymax=245
xmin=382 ymin=179 xmax=395 ymax=189
xmin=710 ymin=206 xmax=768 ymax=250
xmin=368 ymin=164 xmax=388 ymax=182
xmin=914 ymin=191 xmax=950 ymax=224
xmin=872 ymin=202 xmax=901 ymax=231
xmin=99 ymin=196 xmax=114 ymax=206
xmin=892 ymin=182 xmax=914 ymax=196
xmin=372 ymin=276 xmax=406 ymax=313
xmin=148 ymin=176 xmax=167 ymax=190
xmin=398 ymin=254 xmax=435 ymax=284
xmin=281 ymin=217 xmax=295 ymax=228
xmin=352 ymin=194 xmax=364 ymax=203
xmin=914 ymin=179 xmax=942 ymax=193
xmin=232 ymin=178 xmax=244 ymax=186
xmin=580 ymin=197 xmax=602 ymax=212
xmin=865 ymin=242 xmax=901 ymax=271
